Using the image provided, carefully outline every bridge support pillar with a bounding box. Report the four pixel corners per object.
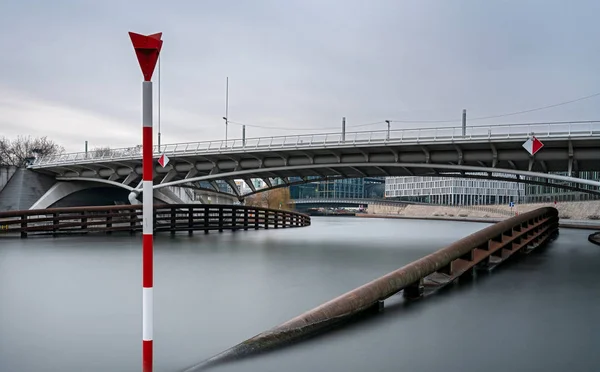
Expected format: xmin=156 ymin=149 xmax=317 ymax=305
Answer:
xmin=461 ymin=267 xmax=475 ymax=280
xmin=403 ymin=278 xmax=424 ymax=299
xmin=367 ymin=300 xmax=384 ymax=313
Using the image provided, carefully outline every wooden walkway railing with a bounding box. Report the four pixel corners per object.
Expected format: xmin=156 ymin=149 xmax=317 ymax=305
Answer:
xmin=0 ymin=204 xmax=311 ymax=238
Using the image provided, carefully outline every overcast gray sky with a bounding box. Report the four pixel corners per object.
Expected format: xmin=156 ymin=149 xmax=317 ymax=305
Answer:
xmin=1 ymin=0 xmax=599 ymax=152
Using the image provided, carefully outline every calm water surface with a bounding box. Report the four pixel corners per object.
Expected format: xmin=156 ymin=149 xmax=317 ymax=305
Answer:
xmin=1 ymin=217 xmax=599 ymax=372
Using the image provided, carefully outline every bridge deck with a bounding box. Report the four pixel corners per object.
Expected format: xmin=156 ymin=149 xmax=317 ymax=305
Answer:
xmin=24 ymin=121 xmax=600 ymax=201
xmin=29 ymin=121 xmax=600 ymax=167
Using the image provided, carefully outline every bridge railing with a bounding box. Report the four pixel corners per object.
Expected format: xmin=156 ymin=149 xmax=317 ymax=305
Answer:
xmin=0 ymin=204 xmax=310 ymax=238
xmin=29 ymin=120 xmax=600 ymax=167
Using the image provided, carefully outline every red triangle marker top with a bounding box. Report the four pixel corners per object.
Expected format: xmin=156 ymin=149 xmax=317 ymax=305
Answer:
xmin=129 ymin=32 xmax=163 ymax=81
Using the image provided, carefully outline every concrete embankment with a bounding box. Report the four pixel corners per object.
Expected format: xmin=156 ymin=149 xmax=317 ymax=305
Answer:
xmin=357 ymin=213 xmax=600 ymax=230
xmin=363 ymin=201 xmax=600 ymax=230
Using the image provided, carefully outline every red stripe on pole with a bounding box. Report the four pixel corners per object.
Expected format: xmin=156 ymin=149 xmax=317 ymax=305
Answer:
xmin=143 ymin=340 xmax=153 ymax=372
xmin=143 ymin=233 xmax=153 ymax=288
xmin=143 ymin=126 xmax=153 ymax=181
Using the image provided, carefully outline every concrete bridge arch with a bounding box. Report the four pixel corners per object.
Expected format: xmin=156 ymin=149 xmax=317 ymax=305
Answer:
xmin=29 ymin=179 xmax=192 ymax=209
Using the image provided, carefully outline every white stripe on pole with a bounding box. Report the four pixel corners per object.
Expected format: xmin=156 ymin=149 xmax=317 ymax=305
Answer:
xmin=143 ymin=180 xmax=153 ymax=234
xmin=143 ymin=82 xmax=153 ymax=128
xmin=142 ymin=287 xmax=154 ymax=340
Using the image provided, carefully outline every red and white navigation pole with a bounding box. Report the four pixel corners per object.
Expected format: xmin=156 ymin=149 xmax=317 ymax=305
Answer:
xmin=129 ymin=31 xmax=163 ymax=372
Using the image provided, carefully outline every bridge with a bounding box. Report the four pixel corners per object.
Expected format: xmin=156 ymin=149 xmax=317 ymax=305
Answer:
xmin=19 ymin=121 xmax=600 ymax=209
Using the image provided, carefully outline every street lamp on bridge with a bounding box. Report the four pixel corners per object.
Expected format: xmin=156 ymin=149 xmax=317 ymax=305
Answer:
xmin=385 ymin=120 xmax=391 ymax=140
xmin=224 ymin=76 xmax=229 ymax=142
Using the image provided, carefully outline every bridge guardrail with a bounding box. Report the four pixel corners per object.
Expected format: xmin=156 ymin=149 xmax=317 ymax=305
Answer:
xmin=29 ymin=121 xmax=600 ymax=167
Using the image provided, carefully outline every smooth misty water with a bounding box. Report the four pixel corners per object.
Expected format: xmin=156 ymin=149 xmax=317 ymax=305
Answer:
xmin=1 ymin=217 xmax=599 ymax=372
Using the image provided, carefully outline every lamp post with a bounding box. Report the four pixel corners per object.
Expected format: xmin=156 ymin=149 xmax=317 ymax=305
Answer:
xmin=224 ymin=76 xmax=229 ymax=143
xmin=462 ymin=109 xmax=467 ymax=137
xmin=158 ymin=55 xmax=162 ymax=152
xmin=385 ymin=120 xmax=391 ymax=140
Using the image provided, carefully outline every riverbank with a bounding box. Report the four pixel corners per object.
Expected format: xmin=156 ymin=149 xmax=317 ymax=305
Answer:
xmin=356 ymin=213 xmax=600 ymax=230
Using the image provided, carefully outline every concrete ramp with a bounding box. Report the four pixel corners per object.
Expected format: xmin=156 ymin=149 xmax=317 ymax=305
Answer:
xmin=0 ymin=168 xmax=55 ymax=211
xmin=0 ymin=166 xmax=17 ymax=193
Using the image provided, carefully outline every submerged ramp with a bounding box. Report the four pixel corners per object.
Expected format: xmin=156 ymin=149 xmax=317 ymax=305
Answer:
xmin=182 ymin=207 xmax=559 ymax=371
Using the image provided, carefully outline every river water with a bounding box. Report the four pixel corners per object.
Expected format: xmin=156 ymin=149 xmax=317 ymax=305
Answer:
xmin=1 ymin=217 xmax=599 ymax=372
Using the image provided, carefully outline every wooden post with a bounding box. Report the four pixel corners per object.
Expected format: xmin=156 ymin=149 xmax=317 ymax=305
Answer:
xmin=204 ymin=206 xmax=209 ymax=234
xmin=243 ymin=208 xmax=249 ymax=230
xmin=53 ymin=212 xmax=59 ymax=236
xmin=81 ymin=211 xmax=88 ymax=232
xmin=20 ymin=214 xmax=27 ymax=238
xmin=231 ymin=207 xmax=237 ymax=232
xmin=218 ymin=206 xmax=224 ymax=232
xmin=188 ymin=207 xmax=194 ymax=235
xmin=106 ymin=210 xmax=113 ymax=235
xmin=170 ymin=207 xmax=176 ymax=235
xmin=130 ymin=207 xmax=137 ymax=234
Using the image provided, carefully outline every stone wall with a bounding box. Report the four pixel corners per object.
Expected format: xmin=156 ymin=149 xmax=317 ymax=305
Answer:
xmin=367 ymin=200 xmax=600 ymax=220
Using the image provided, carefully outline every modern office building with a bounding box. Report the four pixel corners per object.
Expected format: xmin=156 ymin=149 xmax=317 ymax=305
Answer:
xmin=289 ymin=177 xmax=384 ymax=200
xmin=522 ymin=171 xmax=600 ymax=202
xmin=385 ymin=175 xmax=524 ymax=205
xmin=385 ymin=171 xmax=600 ymax=205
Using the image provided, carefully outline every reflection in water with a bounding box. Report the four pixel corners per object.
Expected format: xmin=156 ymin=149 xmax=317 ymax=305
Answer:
xmin=1 ymin=217 xmax=599 ymax=372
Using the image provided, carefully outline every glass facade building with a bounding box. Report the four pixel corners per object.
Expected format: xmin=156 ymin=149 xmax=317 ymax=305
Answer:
xmin=385 ymin=175 xmax=524 ymax=205
xmin=523 ymin=171 xmax=600 ymax=202
xmin=385 ymin=171 xmax=600 ymax=205
xmin=289 ymin=177 xmax=384 ymax=200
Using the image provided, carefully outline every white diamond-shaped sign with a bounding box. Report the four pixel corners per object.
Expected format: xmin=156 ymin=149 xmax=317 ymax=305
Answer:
xmin=522 ymin=136 xmax=544 ymax=156
xmin=158 ymin=153 xmax=169 ymax=168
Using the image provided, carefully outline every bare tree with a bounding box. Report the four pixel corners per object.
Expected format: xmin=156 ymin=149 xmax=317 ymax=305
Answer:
xmin=91 ymin=146 xmax=114 ymax=158
xmin=0 ymin=135 xmax=64 ymax=166
xmin=0 ymin=137 xmax=10 ymax=166
xmin=245 ymin=188 xmax=294 ymax=210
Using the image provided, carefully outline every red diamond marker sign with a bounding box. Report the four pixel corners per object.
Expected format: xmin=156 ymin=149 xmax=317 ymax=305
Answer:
xmin=522 ymin=136 xmax=544 ymax=156
xmin=129 ymin=32 xmax=163 ymax=81
xmin=158 ymin=153 xmax=169 ymax=168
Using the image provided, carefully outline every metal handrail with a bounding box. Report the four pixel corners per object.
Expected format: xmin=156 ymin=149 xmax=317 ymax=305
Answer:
xmin=29 ymin=121 xmax=600 ymax=167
